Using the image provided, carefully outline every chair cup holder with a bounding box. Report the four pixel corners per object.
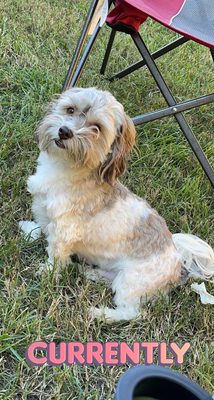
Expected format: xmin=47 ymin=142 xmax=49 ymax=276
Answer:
xmin=116 ymin=366 xmax=212 ymax=400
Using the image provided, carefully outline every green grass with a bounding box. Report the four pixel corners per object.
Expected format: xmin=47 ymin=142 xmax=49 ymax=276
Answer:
xmin=1 ymin=0 xmax=214 ymax=399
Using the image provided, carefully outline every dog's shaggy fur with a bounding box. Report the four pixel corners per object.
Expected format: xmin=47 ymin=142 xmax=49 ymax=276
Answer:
xmin=19 ymin=88 xmax=214 ymax=322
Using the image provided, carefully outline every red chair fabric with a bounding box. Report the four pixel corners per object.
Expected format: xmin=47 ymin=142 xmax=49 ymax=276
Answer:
xmin=106 ymin=0 xmax=214 ymax=49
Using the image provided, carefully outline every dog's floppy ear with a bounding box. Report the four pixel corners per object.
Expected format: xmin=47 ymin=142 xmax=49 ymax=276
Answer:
xmin=98 ymin=113 xmax=136 ymax=186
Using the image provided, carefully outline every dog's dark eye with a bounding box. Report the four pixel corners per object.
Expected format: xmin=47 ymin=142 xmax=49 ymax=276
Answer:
xmin=67 ymin=107 xmax=75 ymax=114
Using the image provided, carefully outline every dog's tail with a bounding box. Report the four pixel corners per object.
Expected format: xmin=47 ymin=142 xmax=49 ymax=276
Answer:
xmin=172 ymin=233 xmax=214 ymax=282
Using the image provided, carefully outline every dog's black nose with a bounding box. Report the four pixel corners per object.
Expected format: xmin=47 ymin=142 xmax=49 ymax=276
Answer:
xmin=58 ymin=126 xmax=73 ymax=140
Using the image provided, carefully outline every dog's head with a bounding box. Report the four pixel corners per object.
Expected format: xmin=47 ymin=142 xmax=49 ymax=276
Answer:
xmin=36 ymin=88 xmax=136 ymax=185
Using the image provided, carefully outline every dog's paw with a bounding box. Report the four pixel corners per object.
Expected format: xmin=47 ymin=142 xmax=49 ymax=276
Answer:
xmin=19 ymin=221 xmax=41 ymax=241
xmin=89 ymin=306 xmax=113 ymax=323
xmin=36 ymin=261 xmax=62 ymax=283
xmin=36 ymin=261 xmax=54 ymax=276
xmin=89 ymin=305 xmax=140 ymax=323
xmin=89 ymin=306 xmax=104 ymax=320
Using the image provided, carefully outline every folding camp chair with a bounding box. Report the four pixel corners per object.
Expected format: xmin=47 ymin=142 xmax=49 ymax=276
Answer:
xmin=63 ymin=0 xmax=214 ymax=187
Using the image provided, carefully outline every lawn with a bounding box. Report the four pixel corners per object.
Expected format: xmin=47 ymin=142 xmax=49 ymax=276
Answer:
xmin=0 ymin=0 xmax=214 ymax=399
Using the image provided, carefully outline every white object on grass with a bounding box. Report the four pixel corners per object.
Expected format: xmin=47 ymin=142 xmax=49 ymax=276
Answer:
xmin=191 ymin=282 xmax=214 ymax=305
xmin=172 ymin=233 xmax=214 ymax=282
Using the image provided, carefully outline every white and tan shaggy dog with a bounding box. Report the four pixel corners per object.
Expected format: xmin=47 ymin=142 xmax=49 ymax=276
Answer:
xmin=19 ymin=87 xmax=214 ymax=322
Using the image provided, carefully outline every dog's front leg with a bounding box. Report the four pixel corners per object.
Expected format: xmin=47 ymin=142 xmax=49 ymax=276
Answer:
xmin=38 ymin=237 xmax=72 ymax=279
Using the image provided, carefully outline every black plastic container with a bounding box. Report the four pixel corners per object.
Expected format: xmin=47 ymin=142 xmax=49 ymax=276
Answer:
xmin=116 ymin=366 xmax=213 ymax=400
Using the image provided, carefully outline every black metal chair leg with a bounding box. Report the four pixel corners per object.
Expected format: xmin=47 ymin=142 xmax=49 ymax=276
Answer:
xmin=132 ymin=32 xmax=214 ymax=187
xmin=69 ymin=25 xmax=101 ymax=87
xmin=62 ymin=0 xmax=100 ymax=91
xmin=100 ymin=29 xmax=116 ymax=74
xmin=109 ymin=36 xmax=188 ymax=81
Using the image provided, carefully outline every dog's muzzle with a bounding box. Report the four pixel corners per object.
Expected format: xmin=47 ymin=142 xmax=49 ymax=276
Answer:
xmin=55 ymin=126 xmax=73 ymax=149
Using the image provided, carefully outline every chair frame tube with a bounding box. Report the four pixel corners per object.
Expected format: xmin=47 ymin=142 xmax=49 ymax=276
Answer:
xmin=132 ymin=32 xmax=214 ymax=187
xmin=133 ymin=93 xmax=214 ymax=124
xmin=62 ymin=0 xmax=101 ymax=91
xmin=100 ymin=29 xmax=117 ymax=75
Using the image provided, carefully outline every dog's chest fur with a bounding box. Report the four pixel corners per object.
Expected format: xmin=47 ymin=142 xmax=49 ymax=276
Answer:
xmin=28 ymin=152 xmax=173 ymax=269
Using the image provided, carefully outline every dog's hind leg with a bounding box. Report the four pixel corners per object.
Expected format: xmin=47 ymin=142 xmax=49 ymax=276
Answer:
xmin=85 ymin=267 xmax=117 ymax=284
xmin=89 ymin=269 xmax=143 ymax=322
xmin=90 ymin=255 xmax=180 ymax=322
